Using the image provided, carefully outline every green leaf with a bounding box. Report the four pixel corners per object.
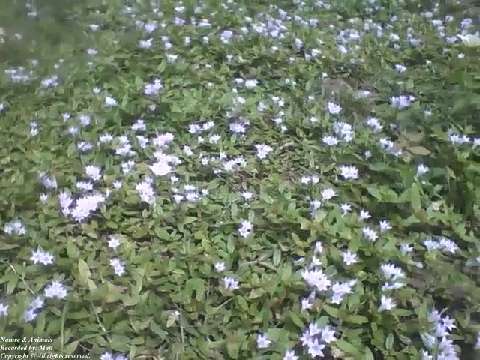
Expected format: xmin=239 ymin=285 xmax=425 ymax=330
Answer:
xmin=64 ymin=341 xmax=79 ymax=355
xmin=385 ymin=334 xmax=394 ymax=351
xmin=226 ymin=333 xmax=242 ymax=359
xmin=322 ymin=305 xmax=338 ymax=317
xmin=110 ymin=335 xmax=131 ymax=352
xmin=408 ymin=146 xmax=431 ymax=155
xmin=336 ymin=340 xmax=361 ymax=356
xmin=410 ymin=183 xmax=421 ymax=211
xmin=344 ymin=314 xmax=368 ymax=324
xmin=364 ymin=347 xmax=374 ymax=360
xmin=273 ymin=247 xmax=281 ymax=266
xmin=289 ymin=312 xmax=304 ymax=329
xmin=78 ymin=259 xmax=96 ymax=290
xmin=0 ymin=243 xmax=19 ymax=250
xmin=185 ymin=278 xmax=205 ymax=302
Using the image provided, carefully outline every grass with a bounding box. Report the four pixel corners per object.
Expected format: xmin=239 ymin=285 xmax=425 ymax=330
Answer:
xmin=0 ymin=0 xmax=479 ymax=359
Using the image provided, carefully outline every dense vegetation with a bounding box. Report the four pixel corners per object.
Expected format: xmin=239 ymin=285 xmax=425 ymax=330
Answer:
xmin=0 ymin=0 xmax=479 ymax=359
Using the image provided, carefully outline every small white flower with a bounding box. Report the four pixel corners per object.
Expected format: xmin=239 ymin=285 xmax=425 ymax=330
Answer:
xmin=255 ymin=144 xmax=273 ymax=159
xmin=359 ymin=209 xmax=371 ymax=220
xmin=300 ymin=176 xmax=311 ymax=184
xmin=144 ymin=79 xmax=163 ymax=96
xmin=110 ymin=258 xmax=125 ymax=276
xmin=312 ymin=256 xmax=322 ymax=267
xmin=307 ymin=339 xmax=325 ymax=357
xmin=327 ymin=102 xmax=342 ymax=114
xmin=152 ymin=133 xmax=174 ymax=147
xmin=302 ymin=269 xmax=331 ymax=291
xmin=229 ymin=122 xmax=247 ymax=134
xmin=310 ymin=200 xmax=322 ymax=213
xmin=105 ymin=96 xmax=118 ymax=107
xmin=209 ymin=134 xmax=221 ymax=144
xmin=366 ymin=117 xmax=383 ymax=132
xmin=390 ymin=95 xmax=415 ymax=109
xmin=78 ymin=114 xmax=91 ymax=126
xmin=379 ymin=220 xmax=392 ymax=232
xmin=108 ymin=235 xmax=121 ymax=249
xmin=38 ymin=173 xmax=57 ymax=190
xmin=438 ymin=237 xmax=458 ymax=254
xmin=321 ymin=325 xmax=337 ymax=343
xmin=77 ymin=141 xmax=93 ymax=152
xmin=85 ymin=165 xmax=102 ymax=181
xmin=4 ymin=220 xmax=26 ymax=236
xmin=139 ymin=38 xmax=153 ymax=49
xmin=30 ymin=248 xmax=54 ymax=265
xmin=150 ymin=161 xmax=172 ymax=176
xmin=323 ymin=135 xmax=338 ymax=146
xmin=417 ymin=164 xmax=429 ymax=176
xmin=132 ymin=119 xmax=146 ymax=131
xmin=223 ymin=276 xmax=239 ymax=290
xmin=245 ymin=79 xmax=257 ymax=89
xmin=76 ymin=181 xmax=93 ymax=191
xmin=24 ymin=308 xmax=38 ymax=322
xmin=342 ymin=250 xmax=358 ymax=266
xmin=301 ymin=297 xmax=314 ymax=311
xmin=99 ymin=133 xmax=113 ymax=143
xmin=339 ymin=165 xmax=359 ymax=180
xmin=238 ymin=220 xmax=253 ymax=238
xmin=381 ymin=263 xmax=405 ymax=281
xmin=283 ymin=349 xmax=298 ymax=360
xmin=44 ymin=281 xmax=68 ymax=299
xmin=30 ymin=122 xmax=38 ymax=136
xmin=100 ymin=353 xmax=114 ymax=360
xmin=214 ymin=262 xmax=225 ymax=272
xmin=321 ymin=188 xmax=336 ymax=200
xmin=340 ymin=203 xmax=352 ymax=215
xmin=136 ymin=181 xmax=155 ymax=204
xmin=330 ymin=280 xmax=356 ymax=304
xmin=363 ymin=227 xmax=378 ymax=242
xmin=241 ymin=192 xmax=253 ymax=201
xmin=379 ymin=295 xmax=396 ymax=311
xmin=458 ymin=32 xmax=480 ymax=47
xmin=256 ymin=333 xmax=271 ymax=349
xmin=0 ymin=303 xmax=8 ymax=317
xmin=400 ymin=243 xmax=413 ymax=254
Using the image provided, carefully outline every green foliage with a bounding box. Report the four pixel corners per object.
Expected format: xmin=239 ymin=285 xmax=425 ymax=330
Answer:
xmin=0 ymin=0 xmax=479 ymax=359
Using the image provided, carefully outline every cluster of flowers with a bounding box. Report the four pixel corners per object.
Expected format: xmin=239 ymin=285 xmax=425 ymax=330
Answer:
xmin=172 ymin=184 xmax=208 ymax=203
xmin=423 ymin=236 xmax=459 ymax=254
xmin=378 ymin=263 xmax=406 ymax=312
xmin=59 ymin=191 xmax=106 ymax=222
xmin=23 ymin=281 xmax=68 ymax=322
xmin=322 ymin=120 xmax=354 ymax=146
xmin=421 ymin=309 xmax=459 ymax=360
xmin=301 ymin=243 xmax=357 ymax=308
xmin=255 ymin=321 xmax=337 ymax=359
xmin=30 ymin=247 xmax=54 ymax=265
xmin=3 ymin=219 xmax=26 ymax=236
xmin=448 ymin=130 xmax=480 ymax=148
xmin=100 ymin=352 xmax=128 ymax=360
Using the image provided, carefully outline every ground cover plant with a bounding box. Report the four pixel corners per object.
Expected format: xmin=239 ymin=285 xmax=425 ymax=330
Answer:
xmin=0 ymin=0 xmax=479 ymax=359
